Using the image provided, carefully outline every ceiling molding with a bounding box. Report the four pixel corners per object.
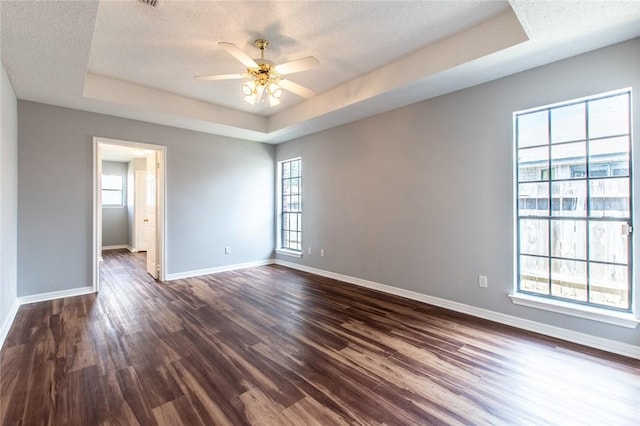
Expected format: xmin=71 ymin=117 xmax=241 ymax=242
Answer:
xmin=82 ymin=8 xmax=527 ymax=144
xmin=267 ymin=8 xmax=528 ymax=141
xmin=84 ymin=73 xmax=268 ymax=140
xmin=2 ymin=1 xmax=639 ymax=144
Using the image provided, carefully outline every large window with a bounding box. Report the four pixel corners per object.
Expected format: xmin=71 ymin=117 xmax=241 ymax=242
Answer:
xmin=102 ymin=175 xmax=124 ymax=206
xmin=515 ymin=89 xmax=632 ymax=311
xmin=280 ymin=158 xmax=302 ymax=251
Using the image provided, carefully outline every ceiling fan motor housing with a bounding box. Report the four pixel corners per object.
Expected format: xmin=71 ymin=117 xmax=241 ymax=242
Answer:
xmin=248 ymin=39 xmax=281 ymax=87
xmin=248 ymin=63 xmax=280 ymax=87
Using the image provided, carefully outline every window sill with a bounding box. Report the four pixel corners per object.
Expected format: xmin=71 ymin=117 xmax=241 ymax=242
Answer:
xmin=509 ymin=293 xmax=639 ymax=328
xmin=275 ymin=248 xmax=303 ymax=258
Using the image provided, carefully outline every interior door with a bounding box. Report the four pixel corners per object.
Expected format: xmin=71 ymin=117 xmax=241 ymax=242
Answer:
xmin=134 ymin=170 xmax=148 ymax=251
xmin=146 ymin=152 xmax=158 ymax=279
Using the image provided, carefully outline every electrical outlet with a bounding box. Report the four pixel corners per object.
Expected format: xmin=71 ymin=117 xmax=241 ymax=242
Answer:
xmin=308 ymin=247 xmax=312 ymax=255
xmin=320 ymin=249 xmax=325 ymax=257
xmin=225 ymin=246 xmax=231 ymax=254
xmin=478 ymin=275 xmax=488 ymax=288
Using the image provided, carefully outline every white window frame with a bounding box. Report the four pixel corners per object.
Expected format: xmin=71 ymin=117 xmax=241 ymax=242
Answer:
xmin=275 ymin=157 xmax=303 ymax=258
xmin=511 ymin=88 xmax=639 ymax=328
xmin=101 ymin=174 xmax=125 ymax=207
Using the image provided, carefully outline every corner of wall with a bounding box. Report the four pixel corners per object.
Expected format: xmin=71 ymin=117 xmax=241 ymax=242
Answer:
xmin=0 ymin=60 xmax=19 ymax=350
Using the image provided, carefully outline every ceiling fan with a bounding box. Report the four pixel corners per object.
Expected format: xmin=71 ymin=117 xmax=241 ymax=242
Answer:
xmin=195 ymin=39 xmax=319 ymax=106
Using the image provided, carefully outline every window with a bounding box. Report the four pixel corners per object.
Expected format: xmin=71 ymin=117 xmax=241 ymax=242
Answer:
xmin=515 ymin=89 xmax=632 ymax=311
xmin=280 ymin=158 xmax=302 ymax=251
xmin=102 ymin=175 xmax=124 ymax=206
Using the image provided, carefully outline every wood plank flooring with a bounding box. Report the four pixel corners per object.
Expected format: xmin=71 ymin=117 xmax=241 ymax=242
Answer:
xmin=1 ymin=249 xmax=639 ymax=425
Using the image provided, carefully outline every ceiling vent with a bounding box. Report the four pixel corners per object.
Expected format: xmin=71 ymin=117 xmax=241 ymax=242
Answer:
xmin=138 ymin=0 xmax=158 ymax=7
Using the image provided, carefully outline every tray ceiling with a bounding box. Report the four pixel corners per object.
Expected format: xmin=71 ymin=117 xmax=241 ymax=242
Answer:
xmin=2 ymin=1 xmax=639 ymax=143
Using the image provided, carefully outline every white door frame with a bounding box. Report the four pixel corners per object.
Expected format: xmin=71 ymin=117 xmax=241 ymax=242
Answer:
xmin=134 ymin=170 xmax=149 ymax=251
xmin=93 ymin=136 xmax=167 ymax=291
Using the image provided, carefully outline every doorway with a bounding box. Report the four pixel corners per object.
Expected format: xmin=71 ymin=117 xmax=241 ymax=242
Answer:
xmin=93 ymin=137 xmax=167 ymax=291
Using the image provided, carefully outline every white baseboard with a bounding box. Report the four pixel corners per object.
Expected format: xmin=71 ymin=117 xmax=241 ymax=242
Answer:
xmin=1 ymin=286 xmax=95 ymax=350
xmin=3 ymin=258 xmax=275 ymax=346
xmin=4 ymin=259 xmax=638 ymax=360
xmin=102 ymin=245 xmax=128 ymax=250
xmin=18 ymin=286 xmax=95 ymax=305
xmin=0 ymin=299 xmax=20 ymax=350
xmin=275 ymin=260 xmax=640 ymax=360
xmin=166 ymin=259 xmax=275 ymax=281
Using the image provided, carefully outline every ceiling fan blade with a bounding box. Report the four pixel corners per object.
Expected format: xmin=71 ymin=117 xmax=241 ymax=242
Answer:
xmin=279 ymin=79 xmax=316 ymax=99
xmin=274 ymin=56 xmax=319 ymax=75
xmin=218 ymin=42 xmax=258 ymax=68
xmin=194 ymin=73 xmax=245 ymax=81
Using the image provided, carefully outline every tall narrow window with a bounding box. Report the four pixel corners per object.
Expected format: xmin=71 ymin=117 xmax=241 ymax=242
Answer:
xmin=515 ymin=89 xmax=632 ymax=311
xmin=280 ymin=158 xmax=302 ymax=251
xmin=102 ymin=175 xmax=124 ymax=206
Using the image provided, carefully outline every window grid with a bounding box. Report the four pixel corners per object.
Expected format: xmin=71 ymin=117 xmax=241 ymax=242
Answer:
xmin=516 ymin=90 xmax=632 ymax=311
xmin=102 ymin=175 xmax=124 ymax=206
xmin=281 ymin=158 xmax=302 ymax=251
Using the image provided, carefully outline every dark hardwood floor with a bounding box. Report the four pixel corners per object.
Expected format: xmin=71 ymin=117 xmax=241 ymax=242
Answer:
xmin=1 ymin=249 xmax=639 ymax=425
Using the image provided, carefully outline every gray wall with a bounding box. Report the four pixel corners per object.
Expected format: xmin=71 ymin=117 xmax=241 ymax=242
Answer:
xmin=127 ymin=157 xmax=146 ymax=249
xmin=0 ymin=61 xmax=18 ymax=337
xmin=102 ymin=160 xmax=129 ymax=247
xmin=18 ymin=103 xmax=274 ymax=296
xmin=275 ymin=38 xmax=640 ymax=347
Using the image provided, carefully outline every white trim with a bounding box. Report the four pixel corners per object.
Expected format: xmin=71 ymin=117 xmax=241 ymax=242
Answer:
xmin=93 ymin=137 xmax=168 ymax=292
xmin=102 ymin=245 xmax=128 ymax=250
xmin=509 ymin=293 xmax=639 ymax=328
xmin=1 ymin=287 xmax=96 ymax=349
xmin=275 ymin=248 xmax=303 ymax=258
xmin=93 ymin=138 xmax=100 ymax=293
xmin=18 ymin=286 xmax=95 ymax=305
xmin=275 ymin=260 xmax=640 ymax=360
xmin=3 ymin=261 xmax=638 ymax=359
xmin=514 ymin=87 xmax=633 ymax=115
xmin=275 ymin=156 xmax=303 ymax=252
xmin=0 ymin=299 xmax=20 ymax=350
xmin=166 ymin=259 xmax=275 ymax=281
xmin=156 ymin=148 xmax=167 ymax=282
xmin=512 ymin=88 xmax=638 ymax=335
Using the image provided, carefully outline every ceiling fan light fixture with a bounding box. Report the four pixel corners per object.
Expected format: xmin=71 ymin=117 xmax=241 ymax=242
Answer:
xmin=241 ymin=81 xmax=255 ymax=96
xmin=269 ymin=83 xmax=283 ymax=99
xmin=198 ymin=38 xmax=318 ymax=107
xmin=269 ymin=96 xmax=281 ymax=107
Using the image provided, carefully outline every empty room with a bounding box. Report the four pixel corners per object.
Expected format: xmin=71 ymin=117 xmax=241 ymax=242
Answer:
xmin=1 ymin=1 xmax=639 ymax=425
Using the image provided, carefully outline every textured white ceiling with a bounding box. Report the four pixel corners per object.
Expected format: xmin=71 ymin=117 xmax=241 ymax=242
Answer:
xmin=101 ymin=143 xmax=153 ymax=163
xmin=88 ymin=0 xmax=508 ymax=115
xmin=2 ymin=1 xmax=639 ymax=143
